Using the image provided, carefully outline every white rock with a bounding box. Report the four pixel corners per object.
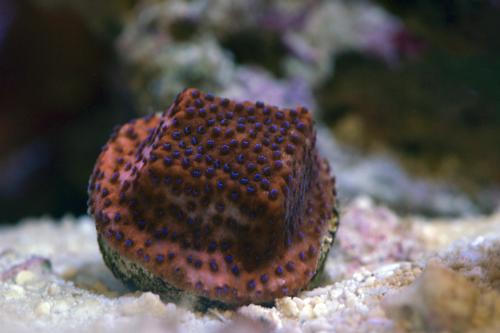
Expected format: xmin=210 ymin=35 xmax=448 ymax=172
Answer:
xmin=299 ymin=304 xmax=314 ymax=320
xmin=35 ymin=301 xmax=51 ymax=316
xmin=52 ymin=300 xmax=70 ymax=314
xmin=47 ymin=283 xmax=61 ymax=296
xmin=277 ymin=297 xmax=299 ymax=317
xmin=313 ymin=302 xmax=329 ymax=318
xmin=4 ymin=285 xmax=25 ymax=300
xmin=15 ymin=270 xmax=36 ymax=285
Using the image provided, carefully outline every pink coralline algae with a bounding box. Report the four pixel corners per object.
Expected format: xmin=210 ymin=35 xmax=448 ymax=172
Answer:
xmin=88 ymin=88 xmax=338 ymax=308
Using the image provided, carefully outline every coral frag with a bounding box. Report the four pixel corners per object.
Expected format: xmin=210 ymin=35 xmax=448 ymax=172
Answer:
xmin=88 ymin=88 xmax=338 ymax=307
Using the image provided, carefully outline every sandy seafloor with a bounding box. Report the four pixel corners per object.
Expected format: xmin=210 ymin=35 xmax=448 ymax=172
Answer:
xmin=0 ymin=197 xmax=499 ymax=333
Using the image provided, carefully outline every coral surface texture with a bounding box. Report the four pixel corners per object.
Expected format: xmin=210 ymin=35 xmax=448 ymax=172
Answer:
xmin=88 ymin=89 xmax=338 ymax=307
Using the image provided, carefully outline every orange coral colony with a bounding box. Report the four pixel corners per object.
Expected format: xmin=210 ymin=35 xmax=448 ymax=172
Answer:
xmin=88 ymin=88 xmax=338 ymax=307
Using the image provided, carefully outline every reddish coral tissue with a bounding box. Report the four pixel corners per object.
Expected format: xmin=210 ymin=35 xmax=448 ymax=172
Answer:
xmin=88 ymin=88 xmax=337 ymax=305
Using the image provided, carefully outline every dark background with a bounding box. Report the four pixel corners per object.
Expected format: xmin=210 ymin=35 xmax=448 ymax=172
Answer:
xmin=1 ymin=0 xmax=499 ymax=223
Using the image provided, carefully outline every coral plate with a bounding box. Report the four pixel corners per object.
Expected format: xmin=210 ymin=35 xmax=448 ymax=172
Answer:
xmin=88 ymin=88 xmax=338 ymax=308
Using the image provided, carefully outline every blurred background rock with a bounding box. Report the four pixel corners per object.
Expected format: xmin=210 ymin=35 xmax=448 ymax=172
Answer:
xmin=1 ymin=0 xmax=499 ymax=223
